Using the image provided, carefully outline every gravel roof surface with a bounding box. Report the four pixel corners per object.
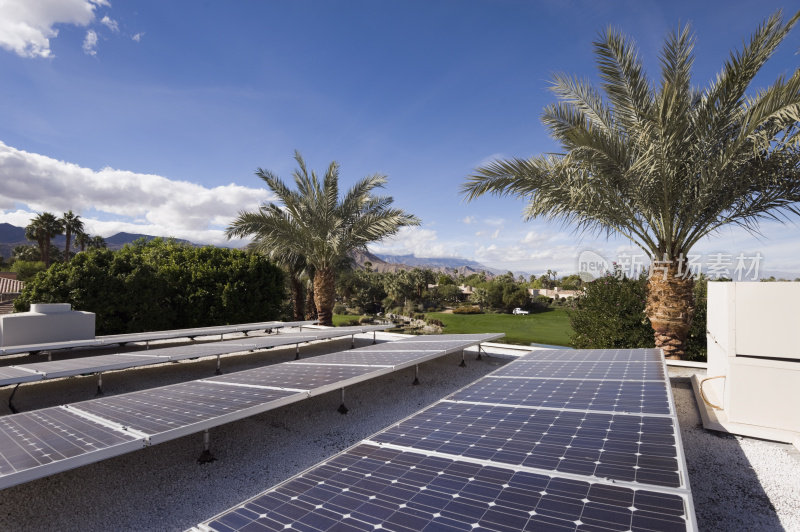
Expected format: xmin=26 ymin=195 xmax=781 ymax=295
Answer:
xmin=0 ymin=339 xmax=797 ymax=531
xmin=670 ymin=367 xmax=800 ymax=531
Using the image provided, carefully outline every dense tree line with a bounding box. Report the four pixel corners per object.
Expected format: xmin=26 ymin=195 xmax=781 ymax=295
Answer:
xmin=334 ymin=267 xmax=578 ymax=316
xmin=14 ymin=239 xmax=284 ymax=335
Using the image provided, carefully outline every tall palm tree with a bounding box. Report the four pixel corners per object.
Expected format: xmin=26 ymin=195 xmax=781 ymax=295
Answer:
xmin=61 ymin=210 xmax=84 ymax=262
xmin=227 ymin=151 xmax=420 ymax=326
xmin=25 ymin=212 xmax=63 ymax=266
xmin=463 ymin=10 xmax=800 ymax=359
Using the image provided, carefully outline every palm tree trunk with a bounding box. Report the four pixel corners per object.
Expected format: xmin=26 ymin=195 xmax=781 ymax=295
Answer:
xmin=289 ymin=275 xmax=305 ymax=320
xmin=305 ymin=280 xmax=316 ymax=320
xmin=42 ymin=239 xmax=51 ymax=267
xmin=645 ymin=261 xmax=695 ymax=360
xmin=65 ymin=230 xmax=72 ymax=262
xmin=313 ymin=266 xmax=335 ymax=326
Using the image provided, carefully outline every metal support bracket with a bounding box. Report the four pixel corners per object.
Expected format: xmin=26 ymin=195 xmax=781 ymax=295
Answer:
xmin=295 ymin=344 xmax=300 ymax=360
xmin=337 ymin=388 xmax=349 ymax=415
xmin=197 ymin=429 xmax=216 ymax=464
xmin=96 ymin=373 xmax=104 ymax=396
xmin=7 ymin=383 xmax=20 ymax=414
xmin=459 ymin=349 xmax=467 ymax=368
xmin=215 ymin=355 xmax=223 ymax=375
xmin=412 ymin=364 xmax=420 ymax=386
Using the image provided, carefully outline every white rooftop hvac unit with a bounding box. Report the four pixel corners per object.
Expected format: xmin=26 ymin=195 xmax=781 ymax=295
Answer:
xmin=693 ymin=282 xmax=800 ymax=450
xmin=0 ymin=303 xmax=95 ymax=347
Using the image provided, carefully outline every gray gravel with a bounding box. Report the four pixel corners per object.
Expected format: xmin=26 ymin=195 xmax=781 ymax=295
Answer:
xmin=0 ymin=342 xmax=797 ymax=531
xmin=670 ymin=368 xmax=800 ymax=531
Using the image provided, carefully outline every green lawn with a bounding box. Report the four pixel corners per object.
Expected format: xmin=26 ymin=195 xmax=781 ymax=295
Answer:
xmin=425 ymin=309 xmax=574 ymax=346
xmin=332 ymin=314 xmax=360 ymax=326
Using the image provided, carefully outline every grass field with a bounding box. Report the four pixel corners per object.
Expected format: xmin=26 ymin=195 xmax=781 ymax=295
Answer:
xmin=425 ymin=309 xmax=573 ymax=346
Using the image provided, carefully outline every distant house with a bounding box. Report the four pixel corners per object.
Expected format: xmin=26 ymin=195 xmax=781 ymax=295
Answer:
xmin=427 ymin=284 xmax=474 ymax=302
xmin=528 ymin=287 xmax=582 ymax=300
xmin=0 ymin=273 xmax=24 ymax=314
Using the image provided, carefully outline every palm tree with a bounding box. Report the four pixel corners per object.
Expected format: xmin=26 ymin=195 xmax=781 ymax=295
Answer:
xmin=88 ymin=235 xmax=107 ymax=249
xmin=463 ymin=10 xmax=800 ymax=359
xmin=227 ymin=151 xmax=420 ymax=326
xmin=75 ymin=231 xmax=90 ymax=252
xmin=61 ymin=210 xmax=84 ymax=262
xmin=25 ymin=212 xmax=63 ymax=266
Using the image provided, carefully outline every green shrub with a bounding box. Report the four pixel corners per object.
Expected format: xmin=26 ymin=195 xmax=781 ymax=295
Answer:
xmin=333 ymin=303 xmax=347 ymax=315
xmin=358 ymin=315 xmax=373 ymax=325
xmin=452 ymin=305 xmax=482 ymax=314
xmin=10 ymin=260 xmax=47 ymax=282
xmin=426 ymin=318 xmax=444 ymax=327
xmin=15 ymin=239 xmax=285 ymax=335
xmin=569 ymin=272 xmax=707 ymax=361
xmin=569 ymin=273 xmax=653 ymax=349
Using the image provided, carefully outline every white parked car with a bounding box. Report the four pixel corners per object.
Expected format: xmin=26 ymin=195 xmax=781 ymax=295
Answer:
xmin=512 ymin=308 xmax=529 ymax=315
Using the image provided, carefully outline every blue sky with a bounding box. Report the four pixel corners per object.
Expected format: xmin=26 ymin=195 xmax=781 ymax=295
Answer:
xmin=1 ymin=0 xmax=799 ymax=277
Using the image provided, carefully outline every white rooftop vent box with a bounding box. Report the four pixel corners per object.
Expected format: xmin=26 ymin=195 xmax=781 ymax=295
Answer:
xmin=693 ymin=282 xmax=800 ymax=449
xmin=0 ymin=303 xmax=95 ymax=347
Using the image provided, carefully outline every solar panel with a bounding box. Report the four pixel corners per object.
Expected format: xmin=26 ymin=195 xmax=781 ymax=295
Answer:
xmin=0 ymin=320 xmax=317 ymax=356
xmin=525 ymin=349 xmax=664 ymax=363
xmin=202 ymin=443 xmax=690 ymax=532
xmin=0 ymin=366 xmax=42 ymax=386
xmin=68 ymin=381 xmax=304 ymax=443
xmin=197 ymin=347 xmax=695 ymax=531
xmin=9 ymin=353 xmax=170 ymax=379
xmin=0 ymin=334 xmax=503 ymax=492
xmin=449 ymin=377 xmax=672 ymax=415
xmin=0 ymin=407 xmax=144 ymax=489
xmin=372 ymin=402 xmax=682 ymax=488
xmin=206 ymin=363 xmax=386 ymax=395
xmin=401 ymin=333 xmax=504 ymax=343
xmin=489 ymin=359 xmax=666 ymax=381
xmin=0 ymin=326 xmax=387 ymax=390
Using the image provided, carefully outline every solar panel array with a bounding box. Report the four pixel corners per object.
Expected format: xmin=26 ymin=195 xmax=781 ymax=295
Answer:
xmin=0 ymin=320 xmax=317 ymax=356
xmin=0 ymin=325 xmax=393 ymax=388
xmin=197 ymin=348 xmax=696 ymax=532
xmin=0 ymin=333 xmax=501 ymax=490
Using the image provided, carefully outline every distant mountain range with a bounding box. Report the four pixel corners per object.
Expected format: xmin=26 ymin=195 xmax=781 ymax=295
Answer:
xmin=350 ymin=249 xmax=507 ymax=277
xmin=0 ymin=223 xmax=192 ymax=259
xmin=3 ymin=222 xmax=795 ymax=280
xmin=0 ymin=222 xmax=508 ymax=276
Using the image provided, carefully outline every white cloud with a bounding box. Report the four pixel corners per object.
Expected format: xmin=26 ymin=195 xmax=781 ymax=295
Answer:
xmin=132 ymin=32 xmax=143 ymax=42
xmin=82 ymin=29 xmax=97 ymax=55
xmin=483 ymin=217 xmax=505 ymax=227
xmin=100 ymin=15 xmax=118 ymax=32
xmin=491 ymin=228 xmax=500 ymax=239
xmin=0 ymin=0 xmax=107 ymax=58
xmin=0 ymin=141 xmax=275 ymax=246
xmin=461 ymin=216 xmax=475 ymax=225
xmin=369 ymin=226 xmax=460 ymax=258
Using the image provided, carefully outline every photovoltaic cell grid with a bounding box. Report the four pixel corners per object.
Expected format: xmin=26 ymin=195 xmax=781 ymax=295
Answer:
xmin=0 ymin=333 xmax=499 ymax=490
xmin=203 ymin=444 xmax=689 ymax=532
xmin=489 ymin=359 xmax=665 ymax=381
xmin=197 ymin=348 xmax=695 ymax=532
xmin=372 ymin=402 xmax=681 ymax=487
xmin=449 ymin=378 xmax=672 ymax=415
xmin=206 ymin=363 xmax=384 ymax=393
xmin=0 ymin=407 xmax=143 ymax=478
